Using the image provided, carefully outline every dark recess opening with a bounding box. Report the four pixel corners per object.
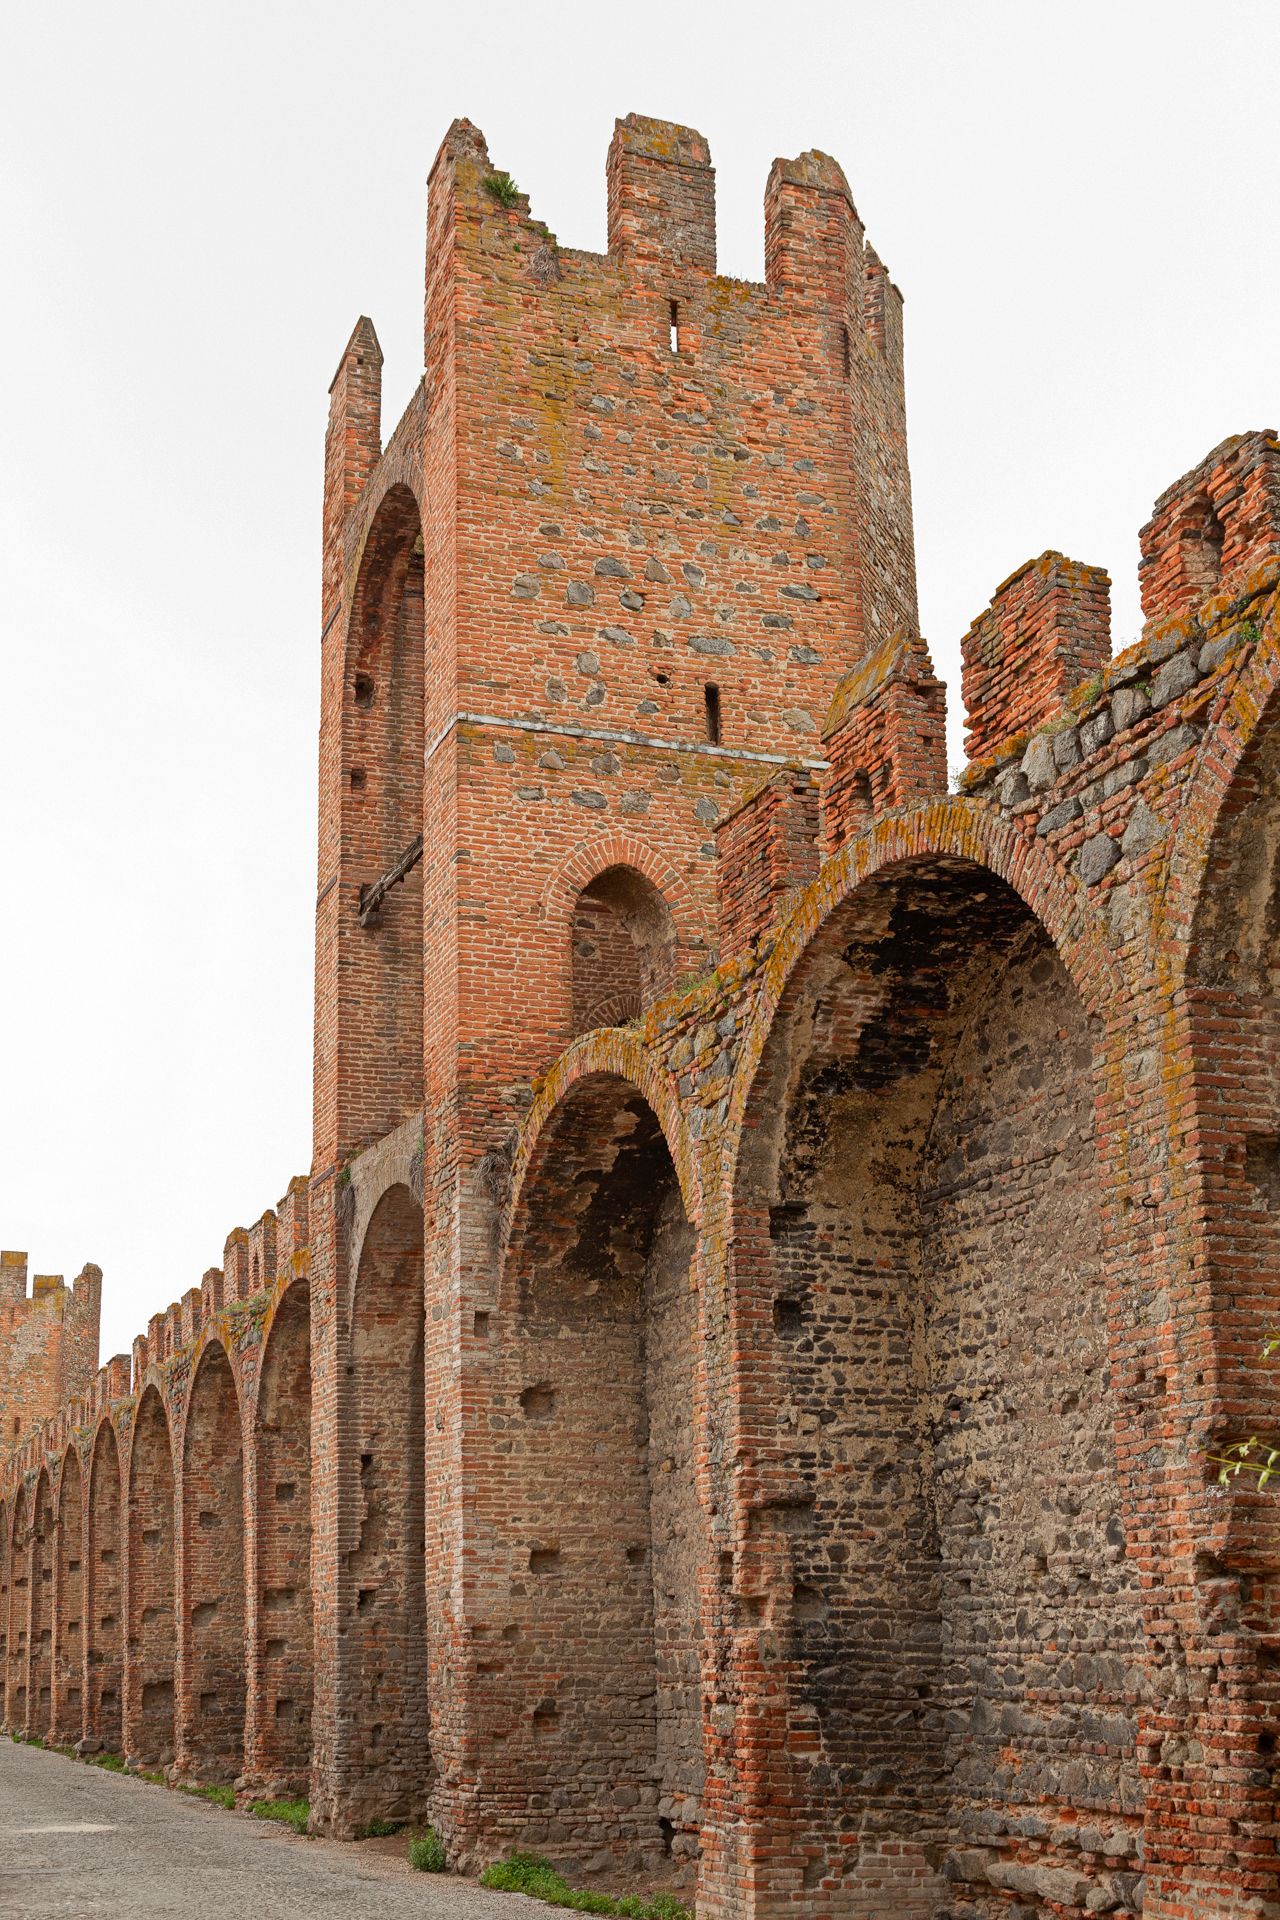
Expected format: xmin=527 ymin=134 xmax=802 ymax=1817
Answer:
xmin=704 ymin=683 xmax=721 ymax=745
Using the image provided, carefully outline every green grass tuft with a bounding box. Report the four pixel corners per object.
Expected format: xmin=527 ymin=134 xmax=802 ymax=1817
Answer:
xmin=362 ymin=1815 xmax=405 ymax=1838
xmin=88 ymin=1751 xmax=127 ymax=1772
xmin=408 ymin=1827 xmax=447 ymax=1872
xmin=483 ymin=170 xmax=520 ymax=208
xmin=136 ymin=1768 xmax=166 ymax=1785
xmin=477 ymin=1852 xmax=693 ymax=1919
xmin=249 ymin=1796 xmax=309 ymax=1835
xmin=481 ymin=1851 xmax=569 ymax=1897
xmin=181 ymin=1781 xmax=236 ymax=1809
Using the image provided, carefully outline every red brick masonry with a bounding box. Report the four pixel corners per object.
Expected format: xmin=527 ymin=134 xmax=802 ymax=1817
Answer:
xmin=3 ymin=113 xmax=1279 ymax=1920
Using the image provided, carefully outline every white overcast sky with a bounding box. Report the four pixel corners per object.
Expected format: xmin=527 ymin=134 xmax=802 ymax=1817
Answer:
xmin=2 ymin=1 xmax=1277 ymax=1363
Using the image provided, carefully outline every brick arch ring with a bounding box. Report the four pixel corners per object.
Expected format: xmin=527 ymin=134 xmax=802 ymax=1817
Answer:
xmin=538 ymin=831 xmax=708 ymax=961
xmin=1162 ymin=576 xmax=1280 ymax=964
xmin=505 ymin=1028 xmax=700 ymax=1259
xmin=724 ymin=792 xmax=1121 ymax=1169
xmin=337 ymin=446 xmax=430 ymax=669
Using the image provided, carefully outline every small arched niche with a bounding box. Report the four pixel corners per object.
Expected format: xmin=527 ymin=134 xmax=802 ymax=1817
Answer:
xmin=1180 ymin=490 xmax=1226 ymax=601
xmin=570 ymin=866 xmax=677 ymax=1035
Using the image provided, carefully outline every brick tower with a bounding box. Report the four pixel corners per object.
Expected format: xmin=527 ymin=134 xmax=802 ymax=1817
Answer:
xmin=0 ymin=1255 xmax=100 ymax=1452
xmin=308 ymin=114 xmax=924 ymax=1846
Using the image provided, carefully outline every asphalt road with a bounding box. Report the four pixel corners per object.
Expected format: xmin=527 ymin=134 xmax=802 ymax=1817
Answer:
xmin=0 ymin=1738 xmax=529 ymax=1919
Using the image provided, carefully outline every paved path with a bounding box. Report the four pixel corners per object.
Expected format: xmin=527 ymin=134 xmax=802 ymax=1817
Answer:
xmin=0 ymin=1738 xmax=528 ymax=1919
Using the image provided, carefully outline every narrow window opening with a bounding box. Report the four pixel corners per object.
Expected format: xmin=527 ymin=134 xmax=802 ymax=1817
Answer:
xmin=353 ymin=672 xmax=375 ymax=709
xmin=704 ymin=683 xmax=722 ymax=745
xmin=840 ymin=323 xmax=851 ymax=379
xmin=669 ymin=300 xmax=680 ymax=353
xmin=349 ymin=766 xmax=367 ymax=794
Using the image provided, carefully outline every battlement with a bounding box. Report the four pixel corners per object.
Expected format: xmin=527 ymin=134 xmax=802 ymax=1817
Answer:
xmin=958 ymin=431 xmax=1280 ymax=784
xmin=0 ymin=1177 xmax=308 ymax=1478
xmin=1139 ymin=428 xmax=1280 ymax=628
xmin=126 ymin=1175 xmax=309 ymax=1388
xmin=0 ymin=1253 xmax=101 ymax=1453
xmin=961 ymin=553 xmax=1112 ymax=769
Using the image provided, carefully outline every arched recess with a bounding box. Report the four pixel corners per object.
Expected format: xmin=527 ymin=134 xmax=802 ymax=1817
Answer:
xmin=345 ymin=1183 xmax=427 ymax=1821
xmin=182 ymin=1342 xmax=245 ymax=1782
xmin=0 ymin=1496 xmax=9 ymax=1726
xmin=1182 ymin=683 xmax=1280 ymax=1604
xmin=728 ymin=853 xmax=1146 ymax=1905
xmin=126 ymin=1387 xmax=176 ymax=1767
xmin=53 ymin=1451 xmax=84 ymax=1744
xmin=87 ymin=1422 xmax=124 ymax=1752
xmin=255 ymin=1281 xmax=312 ymax=1791
xmin=29 ymin=1469 xmax=53 ymax=1737
xmin=7 ymin=1487 xmax=28 ymax=1728
xmin=494 ymin=1072 xmax=701 ymax=1875
xmin=570 ymin=866 xmax=677 ymax=1034
xmin=341 ymin=483 xmax=426 ymax=1145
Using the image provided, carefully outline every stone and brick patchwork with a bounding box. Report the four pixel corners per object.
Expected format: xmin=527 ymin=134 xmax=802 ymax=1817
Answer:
xmin=3 ymin=113 xmax=1279 ymax=1920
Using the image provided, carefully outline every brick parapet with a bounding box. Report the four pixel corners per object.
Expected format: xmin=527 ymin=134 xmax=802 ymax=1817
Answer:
xmin=1139 ymin=427 xmax=1280 ymax=629
xmin=713 ymin=767 xmax=822 ymax=956
xmin=817 ymin=626 xmax=947 ymax=854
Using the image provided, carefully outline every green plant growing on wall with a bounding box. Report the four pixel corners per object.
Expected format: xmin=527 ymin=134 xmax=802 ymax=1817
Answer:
xmin=408 ymin=1828 xmax=446 ymax=1871
xmin=484 ymin=170 xmax=520 ymax=208
xmin=1208 ymin=1334 xmax=1279 ymax=1489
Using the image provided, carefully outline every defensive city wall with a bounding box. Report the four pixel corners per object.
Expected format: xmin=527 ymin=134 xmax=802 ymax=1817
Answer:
xmin=2 ymin=111 xmax=1279 ymax=1920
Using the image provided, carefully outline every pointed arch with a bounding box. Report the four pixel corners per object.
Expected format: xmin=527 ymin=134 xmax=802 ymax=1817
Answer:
xmin=338 ymin=481 xmax=427 ymax=1145
xmin=490 ymin=1067 xmax=705 ymax=1871
xmin=181 ymin=1341 xmax=246 ymax=1782
xmin=29 ymin=1468 xmax=53 ymax=1739
xmin=0 ymin=1494 xmax=10 ymax=1729
xmin=87 ymin=1420 xmax=124 ymax=1752
xmin=5 ymin=1484 xmax=28 ymax=1731
xmin=255 ymin=1280 xmax=312 ymax=1791
xmin=344 ymin=1182 xmax=428 ymax=1824
xmin=717 ymin=831 xmax=1144 ymax=1903
xmin=126 ymin=1386 xmax=176 ymax=1768
xmin=53 ymin=1448 xmax=84 ymax=1744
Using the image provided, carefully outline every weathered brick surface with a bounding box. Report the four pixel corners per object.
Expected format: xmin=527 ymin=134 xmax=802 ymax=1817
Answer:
xmin=0 ymin=1255 xmax=100 ymax=1451
xmin=961 ymin=552 xmax=1111 ymax=769
xmin=3 ymin=110 xmax=1280 ymax=1920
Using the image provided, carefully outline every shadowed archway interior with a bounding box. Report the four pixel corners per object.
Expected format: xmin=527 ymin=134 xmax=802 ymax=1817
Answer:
xmin=490 ymin=1073 xmax=701 ymax=1877
xmin=732 ymin=854 xmax=1147 ymax=1904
